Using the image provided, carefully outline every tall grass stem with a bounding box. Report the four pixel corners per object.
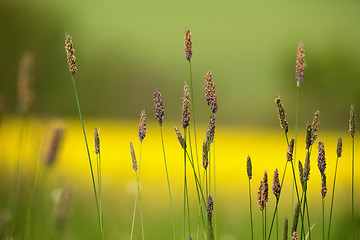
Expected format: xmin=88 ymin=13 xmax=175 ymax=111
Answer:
xmin=327 ymin=156 xmax=339 ymax=240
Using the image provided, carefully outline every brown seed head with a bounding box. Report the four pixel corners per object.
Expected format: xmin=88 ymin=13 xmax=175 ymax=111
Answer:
xmin=311 ymin=110 xmax=320 ymax=143
xmin=305 ymin=122 xmax=312 ymax=150
xmin=184 ymin=27 xmax=192 ymax=61
xmin=287 ymin=138 xmax=295 ymax=161
xmin=272 ymin=168 xmax=281 ymax=199
xmin=202 ymin=139 xmax=209 ymax=169
xmin=207 ymin=114 xmax=216 ymax=144
xmin=257 ymin=179 xmax=265 ymax=211
xmin=182 ymin=82 xmax=191 ymax=128
xmin=17 ymin=52 xmax=34 ymax=114
xmin=130 ymin=142 xmax=137 ymax=171
xmin=283 ymin=217 xmax=288 ymax=240
xmin=65 ymin=35 xmax=77 ymax=75
xmin=321 ymin=173 xmax=327 ymax=199
xmin=291 ymin=232 xmax=299 ymax=240
xmin=303 ymin=151 xmax=310 ymax=183
xmin=207 ymin=195 xmax=214 ymax=237
xmin=291 ymin=201 xmax=301 ymax=234
xmin=205 ymin=71 xmax=218 ymax=113
xmin=44 ymin=126 xmax=65 ymax=167
xmin=317 ymin=141 xmax=326 ymax=174
xmin=349 ymin=105 xmax=355 ymax=137
xmin=138 ymin=110 xmax=147 ymax=142
xmin=275 ymin=96 xmax=288 ymax=133
xmin=153 ymin=89 xmax=165 ymax=126
xmin=336 ymin=137 xmax=342 ymax=158
xmin=246 ymin=156 xmax=252 ymax=180
xmin=94 ymin=128 xmax=100 ymax=154
xmin=262 ymin=171 xmax=269 ymax=203
xmin=295 ymin=42 xmax=305 ymax=87
xmin=298 ymin=161 xmax=305 ymax=190
xmin=174 ymin=126 xmax=186 ymax=150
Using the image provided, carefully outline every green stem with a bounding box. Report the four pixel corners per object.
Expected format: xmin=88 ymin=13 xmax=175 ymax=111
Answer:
xmin=160 ymin=126 xmax=176 ymax=240
xmin=305 ymin=194 xmax=311 ymax=240
xmin=262 ymin=210 xmax=265 ymax=240
xmin=248 ymin=180 xmax=254 ymax=240
xmin=351 ymin=136 xmax=355 ymax=240
xmin=130 ymin=171 xmax=139 ymax=240
xmin=71 ymin=75 xmax=104 ymax=240
xmin=322 ymin=199 xmax=325 ymax=240
xmin=183 ymin=130 xmax=187 ymax=240
xmin=327 ymin=156 xmax=339 ymax=240
xmin=138 ymin=144 xmax=145 ymax=240
xmin=293 ymin=86 xmax=300 ymax=224
xmin=188 ymin=61 xmax=201 ymax=182
xmin=213 ymin=140 xmax=217 ymax=240
xmin=276 ymin=206 xmax=279 ymax=240
xmin=265 ymin=206 xmax=267 ymax=240
xmin=98 ymin=152 xmax=104 ymax=232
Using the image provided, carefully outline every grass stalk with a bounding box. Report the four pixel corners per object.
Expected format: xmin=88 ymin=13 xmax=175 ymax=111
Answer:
xmin=276 ymin=208 xmax=278 ymax=240
xmin=160 ymin=126 xmax=176 ymax=240
xmin=327 ymin=156 xmax=339 ymax=240
xmin=351 ymin=136 xmax=355 ymax=240
xmin=248 ymin=180 xmax=254 ymax=240
xmin=322 ymin=199 xmax=325 ymax=240
xmin=293 ymin=86 xmax=300 ymax=225
xmin=262 ymin=210 xmax=265 ymax=240
xmin=183 ymin=130 xmax=187 ymax=240
xmin=71 ymin=75 xmax=104 ymax=240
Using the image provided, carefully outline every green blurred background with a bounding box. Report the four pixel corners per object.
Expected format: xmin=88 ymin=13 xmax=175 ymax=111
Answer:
xmin=1 ymin=0 xmax=360 ymax=128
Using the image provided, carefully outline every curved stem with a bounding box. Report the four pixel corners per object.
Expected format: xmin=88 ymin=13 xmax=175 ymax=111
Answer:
xmin=327 ymin=156 xmax=339 ymax=240
xmin=71 ymin=76 xmax=103 ymax=240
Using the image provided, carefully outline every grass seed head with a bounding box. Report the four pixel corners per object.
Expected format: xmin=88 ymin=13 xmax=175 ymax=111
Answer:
xmin=17 ymin=52 xmax=34 ymax=114
xmin=153 ymin=89 xmax=165 ymax=126
xmin=303 ymin=151 xmax=311 ymax=183
xmin=283 ymin=217 xmax=288 ymax=240
xmin=184 ymin=27 xmax=192 ymax=61
xmin=139 ymin=110 xmax=147 ymax=142
xmin=246 ymin=155 xmax=252 ymax=180
xmin=321 ymin=173 xmax=327 ymax=199
xmin=298 ymin=161 xmax=304 ymax=190
xmin=291 ymin=201 xmax=301 ymax=234
xmin=275 ymin=96 xmax=288 ymax=133
xmin=182 ymin=82 xmax=191 ymax=129
xmin=174 ymin=126 xmax=186 ymax=150
xmin=287 ymin=138 xmax=295 ymax=161
xmin=257 ymin=179 xmax=265 ymax=211
xmin=205 ymin=71 xmax=218 ymax=113
xmin=130 ymin=142 xmax=137 ymax=171
xmin=207 ymin=114 xmax=216 ymax=144
xmin=94 ymin=128 xmax=100 ymax=154
xmin=305 ymin=122 xmax=312 ymax=150
xmin=295 ymin=42 xmax=305 ymax=87
xmin=272 ymin=168 xmax=281 ymax=199
xmin=65 ymin=35 xmax=77 ymax=75
xmin=349 ymin=104 xmax=355 ymax=137
xmin=262 ymin=171 xmax=268 ymax=203
xmin=202 ymin=139 xmax=209 ymax=169
xmin=311 ymin=110 xmax=320 ymax=143
xmin=317 ymin=141 xmax=326 ymax=175
xmin=336 ymin=137 xmax=342 ymax=158
xmin=44 ymin=126 xmax=65 ymax=167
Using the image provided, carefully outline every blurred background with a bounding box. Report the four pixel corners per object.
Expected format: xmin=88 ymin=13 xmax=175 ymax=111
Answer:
xmin=0 ymin=0 xmax=360 ymax=239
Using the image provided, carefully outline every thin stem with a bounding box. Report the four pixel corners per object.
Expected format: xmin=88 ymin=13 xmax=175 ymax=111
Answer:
xmin=351 ymin=136 xmax=355 ymax=240
xmin=213 ymin=140 xmax=217 ymax=240
xmin=160 ymin=126 xmax=176 ymax=240
xmin=293 ymin=86 xmax=300 ymax=223
xmin=267 ymin=161 xmax=288 ymax=240
xmin=183 ymin=130 xmax=187 ymax=240
xmin=138 ymin=144 xmax=145 ymax=240
xmin=130 ymin=171 xmax=139 ymax=240
xmin=98 ymin=152 xmax=104 ymax=232
xmin=305 ymin=194 xmax=311 ymax=240
xmin=188 ymin=61 xmax=200 ymax=181
xmin=327 ymin=156 xmax=339 ymax=240
xmin=322 ymin=199 xmax=325 ymax=240
xmin=248 ymin=180 xmax=254 ymax=240
xmin=276 ymin=206 xmax=279 ymax=240
xmin=262 ymin=211 xmax=265 ymax=240
xmin=265 ymin=206 xmax=267 ymax=240
xmin=71 ymin=75 xmax=104 ymax=240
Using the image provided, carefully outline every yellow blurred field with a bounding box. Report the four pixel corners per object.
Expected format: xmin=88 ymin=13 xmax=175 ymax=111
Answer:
xmin=1 ymin=116 xmax=359 ymax=239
